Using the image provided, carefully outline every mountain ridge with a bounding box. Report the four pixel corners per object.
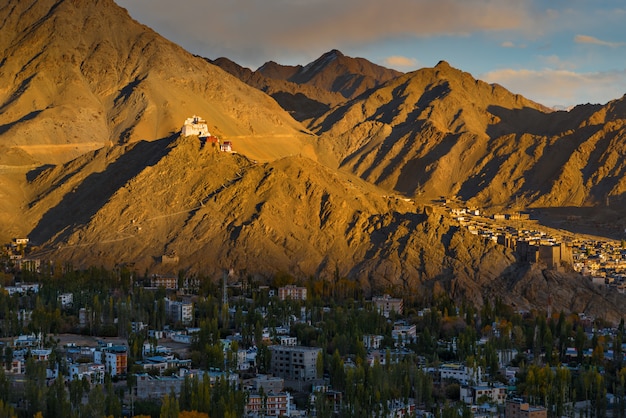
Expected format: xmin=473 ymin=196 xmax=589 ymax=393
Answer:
xmin=1 ymin=0 xmax=626 ymax=320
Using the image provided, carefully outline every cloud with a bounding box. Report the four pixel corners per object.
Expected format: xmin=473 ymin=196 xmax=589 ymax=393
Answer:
xmin=383 ymin=56 xmax=418 ymax=69
xmin=501 ymin=41 xmax=515 ymax=48
xmin=481 ymin=68 xmax=626 ymax=107
xmin=115 ymin=0 xmax=536 ymax=67
xmin=574 ymin=34 xmax=625 ymax=47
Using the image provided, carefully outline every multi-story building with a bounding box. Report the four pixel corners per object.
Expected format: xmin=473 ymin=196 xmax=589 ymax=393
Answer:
xmin=392 ymin=323 xmax=417 ymax=346
xmin=269 ymin=345 xmax=321 ymax=382
xmin=505 ymin=399 xmax=547 ymax=418
xmin=372 ymin=294 xmax=403 ymax=317
xmin=150 ymin=275 xmax=178 ymax=290
xmin=460 ymin=384 xmax=507 ymax=405
xmin=94 ymin=345 xmax=128 ymax=377
xmin=439 ymin=363 xmax=484 ymax=385
xmin=165 ymin=298 xmax=193 ymax=325
xmin=278 ymin=285 xmax=307 ymax=301
xmin=266 ymin=392 xmax=292 ymax=417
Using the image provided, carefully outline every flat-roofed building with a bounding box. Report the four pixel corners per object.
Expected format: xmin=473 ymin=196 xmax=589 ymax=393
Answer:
xmin=269 ymin=345 xmax=321 ymax=382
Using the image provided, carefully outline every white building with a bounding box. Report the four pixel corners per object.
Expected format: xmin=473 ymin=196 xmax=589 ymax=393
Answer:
xmin=181 ymin=115 xmax=210 ymax=137
xmin=439 ymin=363 xmax=485 ymax=385
xmin=58 ymin=292 xmax=73 ymax=308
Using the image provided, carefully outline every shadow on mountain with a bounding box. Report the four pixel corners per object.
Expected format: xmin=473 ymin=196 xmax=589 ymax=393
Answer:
xmin=27 ymin=164 xmax=55 ymax=182
xmin=270 ymin=92 xmax=329 ymax=121
xmin=29 ymin=135 xmax=176 ymax=245
xmin=0 ymin=109 xmax=43 ymax=135
xmin=486 ymin=105 xmax=598 ymax=138
xmin=528 ymin=205 xmax=626 ymax=241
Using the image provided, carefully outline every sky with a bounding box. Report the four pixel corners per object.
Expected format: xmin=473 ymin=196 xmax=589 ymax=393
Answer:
xmin=114 ymin=0 xmax=626 ymax=108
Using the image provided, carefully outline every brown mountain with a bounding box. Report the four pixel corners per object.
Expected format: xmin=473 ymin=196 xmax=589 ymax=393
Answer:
xmin=258 ymin=50 xmax=403 ymax=100
xmin=310 ymin=61 xmax=626 ymax=211
xmin=26 ymin=134 xmax=626 ymax=322
xmin=0 ymin=0 xmax=310 ymax=166
xmin=211 ymin=50 xmax=402 ymax=122
xmin=2 ymin=0 xmax=626 ymax=319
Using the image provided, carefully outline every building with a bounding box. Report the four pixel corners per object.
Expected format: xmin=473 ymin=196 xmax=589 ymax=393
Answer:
xmin=3 ymin=283 xmax=40 ymax=296
xmin=266 ymin=392 xmax=292 ymax=417
xmin=165 ymin=298 xmax=193 ymax=325
xmin=150 ymin=274 xmax=178 ymax=290
xmin=439 ymin=363 xmax=484 ymax=385
xmin=246 ymin=391 xmax=293 ymax=417
xmin=460 ymin=384 xmax=506 ymax=405
xmin=95 ymin=345 xmax=128 ymax=377
xmin=58 ymin=292 xmax=73 ymax=308
xmin=392 ymin=323 xmax=417 ymax=346
xmin=363 ymin=334 xmax=384 ymax=350
xmin=181 ymin=115 xmax=210 ymax=137
xmin=269 ymin=345 xmax=322 ymax=382
xmin=253 ymin=375 xmax=285 ymax=393
xmin=278 ymin=285 xmax=307 ymax=301
xmin=135 ymin=373 xmax=185 ymax=399
xmin=372 ymin=294 xmax=403 ymax=318
xmin=220 ymin=141 xmax=233 ymax=152
xmin=505 ymin=399 xmax=547 ymax=418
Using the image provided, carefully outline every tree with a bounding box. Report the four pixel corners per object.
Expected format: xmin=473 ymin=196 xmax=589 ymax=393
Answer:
xmin=25 ymin=357 xmax=47 ymax=417
xmin=0 ymin=368 xmax=9 ymax=403
xmin=46 ymin=376 xmax=71 ymax=418
xmin=0 ymin=400 xmax=16 ymax=418
xmin=160 ymin=391 xmax=180 ymax=418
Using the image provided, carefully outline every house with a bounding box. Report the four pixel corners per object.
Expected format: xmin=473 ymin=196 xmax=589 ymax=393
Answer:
xmin=505 ymin=398 xmax=547 ymax=418
xmin=439 ymin=363 xmax=485 ymax=385
xmin=392 ymin=323 xmax=417 ymax=346
xmin=460 ymin=384 xmax=507 ymax=405
xmin=150 ymin=274 xmax=178 ymax=290
xmin=278 ymin=285 xmax=307 ymax=301
xmin=246 ymin=391 xmax=293 ymax=417
xmin=220 ymin=141 xmax=233 ymax=152
xmin=372 ymin=294 xmax=403 ymax=318
xmin=363 ymin=334 xmax=384 ymax=350
xmin=58 ymin=292 xmax=73 ymax=308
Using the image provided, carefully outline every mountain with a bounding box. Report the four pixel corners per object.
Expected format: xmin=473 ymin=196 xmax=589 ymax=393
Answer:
xmin=0 ymin=0 xmax=310 ymax=166
xmin=0 ymin=0 xmax=314 ymax=240
xmin=2 ymin=0 xmax=626 ymax=319
xmin=258 ymin=50 xmax=403 ymax=100
xmin=309 ymin=61 xmax=626 ymax=210
xmin=211 ymin=50 xmax=402 ymax=122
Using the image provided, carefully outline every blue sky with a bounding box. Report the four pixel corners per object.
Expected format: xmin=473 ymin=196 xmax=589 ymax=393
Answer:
xmin=115 ymin=0 xmax=626 ymax=108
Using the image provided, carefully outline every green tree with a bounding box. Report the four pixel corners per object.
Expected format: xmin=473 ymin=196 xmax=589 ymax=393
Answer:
xmin=25 ymin=357 xmax=47 ymax=417
xmin=160 ymin=391 xmax=180 ymax=418
xmin=46 ymin=375 xmax=71 ymax=418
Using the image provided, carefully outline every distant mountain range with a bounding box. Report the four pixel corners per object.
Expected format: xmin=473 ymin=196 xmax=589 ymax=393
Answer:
xmin=1 ymin=0 xmax=626 ymax=320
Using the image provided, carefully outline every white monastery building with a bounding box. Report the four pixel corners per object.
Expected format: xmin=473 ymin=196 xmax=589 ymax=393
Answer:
xmin=181 ymin=115 xmax=210 ymax=137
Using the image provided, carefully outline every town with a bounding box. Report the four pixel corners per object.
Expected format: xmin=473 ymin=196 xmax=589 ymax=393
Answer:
xmin=1 ymin=228 xmax=626 ymax=418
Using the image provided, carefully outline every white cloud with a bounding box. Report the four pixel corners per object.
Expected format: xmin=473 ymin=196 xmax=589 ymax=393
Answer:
xmin=383 ymin=56 xmax=418 ymax=69
xmin=574 ymin=34 xmax=625 ymax=47
xmin=115 ymin=0 xmax=537 ymax=67
xmin=501 ymin=41 xmax=515 ymax=48
xmin=538 ymin=55 xmax=577 ymax=71
xmin=481 ymin=68 xmax=626 ymax=107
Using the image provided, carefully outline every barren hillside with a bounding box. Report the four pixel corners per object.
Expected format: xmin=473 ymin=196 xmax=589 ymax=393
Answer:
xmin=309 ymin=61 xmax=626 ymax=210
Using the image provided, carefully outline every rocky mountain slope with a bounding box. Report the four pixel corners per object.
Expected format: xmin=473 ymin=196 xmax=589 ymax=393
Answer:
xmin=0 ymin=0 xmax=310 ymax=166
xmin=308 ymin=61 xmax=626 ymax=210
xmin=211 ymin=50 xmax=402 ymax=122
xmin=2 ymin=0 xmax=626 ymax=320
